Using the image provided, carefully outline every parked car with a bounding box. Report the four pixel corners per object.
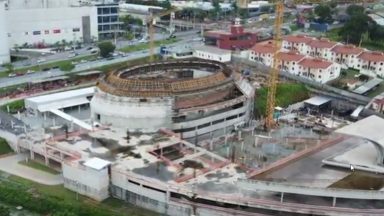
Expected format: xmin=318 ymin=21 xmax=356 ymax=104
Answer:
xmin=37 ymin=58 xmax=46 ymax=63
xmin=26 ymin=70 xmax=35 ymax=74
xmin=8 ymin=73 xmax=16 ymax=77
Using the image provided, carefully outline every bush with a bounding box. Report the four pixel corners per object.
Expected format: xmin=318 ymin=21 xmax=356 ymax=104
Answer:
xmin=0 ymin=100 xmax=24 ymax=113
xmin=98 ymin=41 xmax=116 ymax=58
xmin=0 ymin=206 xmax=10 ymax=216
xmin=59 ymin=62 xmax=75 ymax=71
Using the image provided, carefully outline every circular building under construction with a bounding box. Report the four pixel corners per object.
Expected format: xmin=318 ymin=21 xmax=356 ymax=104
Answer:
xmin=91 ymin=59 xmax=255 ymax=138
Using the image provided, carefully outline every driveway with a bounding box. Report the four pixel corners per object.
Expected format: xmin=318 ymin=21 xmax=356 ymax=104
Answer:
xmin=0 ymin=154 xmax=63 ymax=185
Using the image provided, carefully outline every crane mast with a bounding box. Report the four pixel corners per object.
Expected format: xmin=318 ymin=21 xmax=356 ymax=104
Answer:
xmin=265 ymin=2 xmax=284 ymax=130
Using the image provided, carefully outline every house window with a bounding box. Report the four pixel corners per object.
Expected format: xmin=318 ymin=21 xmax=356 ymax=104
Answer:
xmin=33 ymin=31 xmax=41 ymax=35
xmin=24 ymin=32 xmax=28 ymax=35
xmin=7 ymin=33 xmax=11 ymax=37
xmin=381 ymin=63 xmax=383 ymax=66
xmin=44 ymin=30 xmax=49 ymax=34
xmin=319 ymin=69 xmax=322 ymax=72
xmin=319 ymin=75 xmax=321 ymax=78
xmin=73 ymin=28 xmax=80 ymax=32
xmin=53 ymin=29 xmax=61 ymax=34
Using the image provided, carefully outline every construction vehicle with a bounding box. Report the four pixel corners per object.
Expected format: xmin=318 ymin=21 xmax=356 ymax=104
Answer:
xmin=147 ymin=7 xmax=179 ymax=62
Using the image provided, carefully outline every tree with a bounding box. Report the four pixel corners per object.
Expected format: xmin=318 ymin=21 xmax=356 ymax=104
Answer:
xmin=161 ymin=0 xmax=171 ymax=9
xmin=212 ymin=0 xmax=221 ymax=20
xmin=314 ymin=4 xmax=332 ymax=23
xmin=0 ymin=206 xmax=9 ymax=216
xmin=368 ymin=22 xmax=384 ymax=42
xmin=339 ymin=13 xmax=370 ymax=44
xmin=97 ymin=41 xmax=116 ymax=58
xmin=346 ymin=4 xmax=365 ymax=16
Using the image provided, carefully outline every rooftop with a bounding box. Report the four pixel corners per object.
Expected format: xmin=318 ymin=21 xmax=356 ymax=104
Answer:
xmin=352 ymin=78 xmax=383 ymax=95
xmin=250 ymin=41 xmax=278 ymax=54
xmin=194 ymin=45 xmax=232 ymax=55
xmin=308 ymin=39 xmax=338 ymax=49
xmin=304 ymin=96 xmax=331 ymax=106
xmin=298 ymin=58 xmax=333 ymax=69
xmin=358 ymin=51 xmax=384 ymax=62
xmin=331 ymin=44 xmax=364 ymax=55
xmin=26 ymin=87 xmax=95 ymax=104
xmin=278 ymin=51 xmax=305 ymax=62
xmin=84 ymin=158 xmax=112 ymax=171
xmin=283 ymin=35 xmax=313 ymax=44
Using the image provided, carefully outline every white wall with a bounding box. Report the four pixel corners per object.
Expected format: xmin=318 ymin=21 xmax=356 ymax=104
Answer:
xmin=249 ymin=51 xmax=273 ymax=66
xmin=193 ymin=50 xmax=231 ymax=63
xmin=282 ymin=41 xmax=309 ymax=55
xmin=298 ymin=63 xmax=340 ymax=83
xmin=0 ymin=2 xmax=10 ymax=64
xmin=356 ymin=59 xmax=384 ymax=77
xmin=6 ymin=6 xmax=98 ymax=46
xmin=278 ymin=60 xmax=301 ymax=75
xmin=62 ymin=161 xmax=110 ymax=201
xmin=90 ymin=90 xmax=174 ymax=132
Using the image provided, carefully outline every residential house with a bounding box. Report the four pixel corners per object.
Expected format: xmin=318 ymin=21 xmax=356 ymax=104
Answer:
xmin=367 ymin=92 xmax=384 ymax=114
xmin=277 ymin=51 xmax=305 ymax=75
xmin=249 ymin=41 xmax=278 ymax=66
xmin=356 ymin=51 xmax=384 ymax=77
xmin=330 ymin=44 xmax=364 ymax=69
xmin=307 ymin=38 xmax=338 ymax=60
xmin=282 ymin=35 xmax=313 ymax=55
xmin=298 ymin=58 xmax=341 ymax=83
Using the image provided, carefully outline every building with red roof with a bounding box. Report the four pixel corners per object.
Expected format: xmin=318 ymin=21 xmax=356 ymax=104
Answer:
xmin=204 ymin=18 xmax=258 ymax=50
xmin=249 ymin=41 xmax=278 ymax=66
xmin=282 ymin=35 xmax=314 ymax=54
xmin=368 ymin=92 xmax=384 ymax=114
xmin=277 ymin=51 xmax=305 ymax=75
xmin=298 ymin=58 xmax=340 ymax=83
xmin=356 ymin=51 xmax=384 ymax=77
xmin=330 ymin=44 xmax=364 ymax=69
xmin=307 ymin=38 xmax=338 ymax=60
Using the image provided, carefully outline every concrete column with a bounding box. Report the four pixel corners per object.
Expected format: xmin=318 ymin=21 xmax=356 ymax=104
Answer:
xmin=280 ymin=192 xmax=284 ymax=203
xmin=78 ymin=105 xmax=81 ymax=114
xmin=209 ymin=139 xmax=213 ymax=151
xmin=60 ymin=152 xmax=64 ymax=161
xmin=45 ymin=156 xmax=49 ymax=166
xmin=160 ymin=147 xmax=163 ymax=157
xmin=44 ymin=112 xmax=47 ymax=121
xmin=241 ymin=141 xmax=244 ymax=153
xmin=254 ymin=135 xmax=259 ymax=147
xmin=238 ymin=130 xmax=242 ymax=140
xmin=332 ymin=197 xmax=337 ymax=207
xmin=30 ymin=149 xmax=34 ymax=160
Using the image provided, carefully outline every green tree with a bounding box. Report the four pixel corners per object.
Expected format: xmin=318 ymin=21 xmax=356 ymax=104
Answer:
xmin=346 ymin=4 xmax=365 ymax=16
xmin=212 ymin=0 xmax=221 ymax=20
xmin=339 ymin=13 xmax=370 ymax=44
xmin=59 ymin=62 xmax=75 ymax=71
xmin=368 ymin=23 xmax=384 ymax=42
xmin=314 ymin=4 xmax=332 ymax=23
xmin=52 ymin=210 xmax=77 ymax=216
xmin=0 ymin=206 xmax=10 ymax=216
xmin=161 ymin=0 xmax=171 ymax=9
xmin=231 ymin=1 xmax=238 ymax=16
xmin=97 ymin=41 xmax=116 ymax=58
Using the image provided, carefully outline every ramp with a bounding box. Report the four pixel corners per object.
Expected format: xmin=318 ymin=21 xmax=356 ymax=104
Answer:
xmin=50 ymin=109 xmax=92 ymax=130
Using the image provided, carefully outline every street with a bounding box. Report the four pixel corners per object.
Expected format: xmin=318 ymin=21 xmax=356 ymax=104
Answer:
xmin=0 ymin=31 xmax=201 ymax=88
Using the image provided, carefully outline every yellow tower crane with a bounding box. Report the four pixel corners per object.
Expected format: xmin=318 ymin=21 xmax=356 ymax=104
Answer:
xmin=147 ymin=7 xmax=179 ymax=62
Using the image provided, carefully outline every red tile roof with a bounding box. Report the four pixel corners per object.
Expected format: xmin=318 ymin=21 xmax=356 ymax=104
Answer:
xmin=308 ymin=39 xmax=337 ymax=49
xmin=298 ymin=58 xmax=333 ymax=69
xmin=283 ymin=35 xmax=313 ymax=44
xmin=331 ymin=44 xmax=364 ymax=55
xmin=278 ymin=51 xmax=305 ymax=62
xmin=358 ymin=51 xmax=384 ymax=62
xmin=374 ymin=98 xmax=384 ymax=105
xmin=250 ymin=41 xmax=278 ymax=54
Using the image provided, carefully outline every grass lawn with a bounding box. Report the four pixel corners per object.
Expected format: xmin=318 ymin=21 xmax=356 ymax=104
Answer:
xmin=0 ymin=138 xmax=13 ymax=155
xmin=119 ymin=38 xmax=179 ymax=53
xmin=255 ymin=83 xmax=309 ymax=116
xmin=18 ymin=160 xmax=60 ymax=175
xmin=0 ymin=100 xmax=24 ymax=113
xmin=6 ymin=175 xmax=159 ymax=216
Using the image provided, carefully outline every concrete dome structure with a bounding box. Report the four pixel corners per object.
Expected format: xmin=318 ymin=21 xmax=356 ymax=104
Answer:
xmin=91 ymin=59 xmax=255 ymax=138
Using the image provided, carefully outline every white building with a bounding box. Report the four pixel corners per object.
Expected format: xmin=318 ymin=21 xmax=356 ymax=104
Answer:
xmin=367 ymin=92 xmax=384 ymax=114
xmin=249 ymin=41 xmax=277 ymax=66
xmin=356 ymin=51 xmax=384 ymax=77
xmin=63 ymin=158 xmax=111 ymax=201
xmin=298 ymin=58 xmax=341 ymax=83
xmin=307 ymin=38 xmax=338 ymax=60
xmin=193 ymin=45 xmax=232 ymax=63
xmin=277 ymin=51 xmax=305 ymax=75
xmin=282 ymin=35 xmax=314 ymax=55
xmin=0 ymin=1 xmax=10 ymax=64
xmin=330 ymin=44 xmax=364 ymax=69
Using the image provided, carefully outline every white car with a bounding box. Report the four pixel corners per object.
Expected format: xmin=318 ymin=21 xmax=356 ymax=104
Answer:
xmin=8 ymin=73 xmax=16 ymax=77
xmin=26 ymin=70 xmax=35 ymax=74
xmin=37 ymin=58 xmax=46 ymax=63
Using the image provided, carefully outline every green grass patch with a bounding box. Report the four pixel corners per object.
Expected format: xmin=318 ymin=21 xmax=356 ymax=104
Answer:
xmin=119 ymin=38 xmax=179 ymax=53
xmin=255 ymin=83 xmax=309 ymax=116
xmin=4 ymin=175 xmax=159 ymax=216
xmin=0 ymin=100 xmax=24 ymax=113
xmin=289 ymin=24 xmax=300 ymax=32
xmin=366 ymin=83 xmax=384 ymax=98
xmin=18 ymin=160 xmax=60 ymax=175
xmin=0 ymin=138 xmax=13 ymax=155
xmin=325 ymin=28 xmax=342 ymax=42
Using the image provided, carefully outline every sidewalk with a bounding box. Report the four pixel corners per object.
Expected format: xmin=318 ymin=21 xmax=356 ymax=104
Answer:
xmin=0 ymin=154 xmax=63 ymax=185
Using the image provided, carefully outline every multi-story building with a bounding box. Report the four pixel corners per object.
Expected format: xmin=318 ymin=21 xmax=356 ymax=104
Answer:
xmin=204 ymin=18 xmax=258 ymax=50
xmin=95 ymin=2 xmax=123 ymax=39
xmin=356 ymin=51 xmax=384 ymax=77
xmin=277 ymin=51 xmax=305 ymax=75
xmin=330 ymin=44 xmax=364 ymax=69
xmin=249 ymin=41 xmax=277 ymax=66
xmin=298 ymin=58 xmax=341 ymax=83
xmin=4 ymin=0 xmax=99 ymax=47
xmin=282 ymin=34 xmax=313 ymax=55
xmin=193 ymin=45 xmax=232 ymax=63
xmin=307 ymin=39 xmax=338 ymax=60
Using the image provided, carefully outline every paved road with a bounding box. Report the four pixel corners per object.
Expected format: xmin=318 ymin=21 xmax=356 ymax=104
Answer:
xmin=0 ymin=154 xmax=63 ymax=185
xmin=0 ymin=34 xmax=202 ymax=88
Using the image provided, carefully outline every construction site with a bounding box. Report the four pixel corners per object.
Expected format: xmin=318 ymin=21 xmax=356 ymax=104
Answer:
xmin=0 ymin=55 xmax=382 ymax=215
